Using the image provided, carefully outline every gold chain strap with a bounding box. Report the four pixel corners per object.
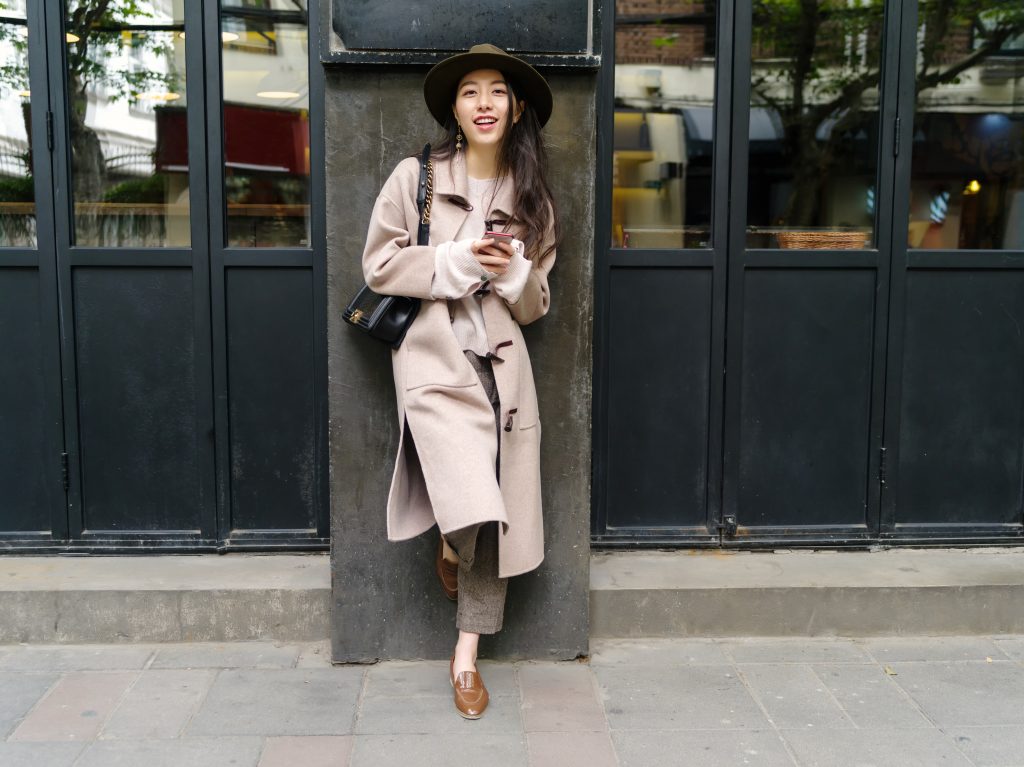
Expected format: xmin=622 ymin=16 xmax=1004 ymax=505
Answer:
xmin=421 ymin=160 xmax=434 ymax=226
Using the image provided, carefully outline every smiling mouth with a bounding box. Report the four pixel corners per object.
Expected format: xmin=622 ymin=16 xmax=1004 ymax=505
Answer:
xmin=474 ymin=117 xmax=497 ymax=126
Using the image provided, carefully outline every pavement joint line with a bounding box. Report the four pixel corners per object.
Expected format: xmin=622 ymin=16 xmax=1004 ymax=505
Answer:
xmin=990 ymin=637 xmax=1022 ymax=663
xmin=97 ymin=668 xmax=145 ymax=741
xmin=586 ymin=660 xmax=620 ymax=767
xmin=7 ymin=670 xmax=62 ymax=742
xmin=732 ymin=660 xmax=803 ymax=767
xmin=806 ymin=662 xmax=860 ymax=730
xmin=936 ymin=724 xmax=983 ymax=767
xmin=351 ymin=664 xmax=370 ymax=736
xmin=867 ymin=654 xmax=946 ymax=734
xmin=179 ymin=666 xmax=220 ymax=738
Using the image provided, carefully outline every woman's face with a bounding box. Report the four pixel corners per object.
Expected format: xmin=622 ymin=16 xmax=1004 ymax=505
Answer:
xmin=452 ymin=68 xmax=522 ymax=151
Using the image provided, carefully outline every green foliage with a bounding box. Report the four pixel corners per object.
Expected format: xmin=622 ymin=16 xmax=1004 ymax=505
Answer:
xmin=64 ymin=0 xmax=182 ymax=106
xmin=101 ymin=173 xmax=166 ymax=203
xmin=0 ymin=175 xmax=34 ymax=202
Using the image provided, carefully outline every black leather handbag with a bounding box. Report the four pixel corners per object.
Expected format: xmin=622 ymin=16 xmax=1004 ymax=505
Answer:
xmin=343 ymin=144 xmax=433 ymax=349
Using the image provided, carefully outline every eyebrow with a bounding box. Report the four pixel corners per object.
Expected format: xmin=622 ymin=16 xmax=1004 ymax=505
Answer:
xmin=459 ymin=79 xmax=508 ymax=88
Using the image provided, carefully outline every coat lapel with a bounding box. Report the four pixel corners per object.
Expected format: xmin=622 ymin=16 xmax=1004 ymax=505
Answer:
xmin=429 ymin=152 xmax=517 ymax=244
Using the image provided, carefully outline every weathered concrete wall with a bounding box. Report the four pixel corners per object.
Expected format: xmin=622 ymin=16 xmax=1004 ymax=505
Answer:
xmin=326 ymin=67 xmax=595 ymax=661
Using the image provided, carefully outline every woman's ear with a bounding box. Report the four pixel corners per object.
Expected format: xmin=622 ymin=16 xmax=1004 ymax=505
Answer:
xmin=513 ymin=100 xmax=526 ymax=124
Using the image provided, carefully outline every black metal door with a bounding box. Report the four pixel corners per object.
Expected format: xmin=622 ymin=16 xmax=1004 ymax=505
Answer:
xmin=718 ymin=0 xmax=899 ymax=545
xmin=46 ymin=1 xmax=218 ymax=547
xmin=593 ymin=0 xmax=1024 ymax=545
xmin=0 ymin=2 xmax=67 ymax=548
xmin=880 ymin=0 xmax=1024 ymax=543
xmin=591 ymin=0 xmax=733 ymax=545
xmin=0 ymin=0 xmax=328 ymax=551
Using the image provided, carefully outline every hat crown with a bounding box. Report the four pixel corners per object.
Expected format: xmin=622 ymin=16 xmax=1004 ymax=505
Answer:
xmin=467 ymin=43 xmax=507 ymax=56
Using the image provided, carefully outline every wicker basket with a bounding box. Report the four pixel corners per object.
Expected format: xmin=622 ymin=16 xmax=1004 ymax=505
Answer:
xmin=776 ymin=230 xmax=870 ymax=250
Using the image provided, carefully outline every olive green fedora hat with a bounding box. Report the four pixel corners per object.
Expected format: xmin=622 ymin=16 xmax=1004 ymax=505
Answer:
xmin=423 ymin=43 xmax=553 ymax=128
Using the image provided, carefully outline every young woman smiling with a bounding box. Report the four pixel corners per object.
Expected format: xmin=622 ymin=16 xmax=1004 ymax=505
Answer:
xmin=361 ymin=44 xmax=559 ymax=719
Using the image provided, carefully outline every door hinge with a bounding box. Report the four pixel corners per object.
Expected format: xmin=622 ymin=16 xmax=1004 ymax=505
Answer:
xmin=893 ymin=117 xmax=900 ymax=157
xmin=717 ymin=514 xmax=738 ymax=537
xmin=46 ymin=111 xmax=54 ymax=152
xmin=879 ymin=446 xmax=888 ymax=487
xmin=60 ymin=452 xmax=69 ymax=492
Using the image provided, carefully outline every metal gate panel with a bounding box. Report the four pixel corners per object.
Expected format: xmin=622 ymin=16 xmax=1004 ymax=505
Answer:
xmin=734 ymin=267 xmax=877 ymax=531
xmin=225 ymin=265 xmax=318 ymax=534
xmin=892 ymin=270 xmax=1024 ymax=530
xmin=71 ymin=265 xmax=204 ymax=534
xmin=603 ymin=262 xmax=714 ymax=532
xmin=0 ymin=268 xmax=56 ymax=532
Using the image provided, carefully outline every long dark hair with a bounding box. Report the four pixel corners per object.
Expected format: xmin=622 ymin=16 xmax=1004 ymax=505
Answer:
xmin=431 ymin=74 xmax=559 ymax=261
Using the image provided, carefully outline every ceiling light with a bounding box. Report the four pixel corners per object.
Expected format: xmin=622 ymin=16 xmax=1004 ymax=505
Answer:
xmin=221 ymin=31 xmax=239 ymax=42
xmin=66 ymin=32 xmax=80 ymax=43
xmin=256 ymin=90 xmax=300 ymax=99
xmin=139 ymin=92 xmax=182 ymax=102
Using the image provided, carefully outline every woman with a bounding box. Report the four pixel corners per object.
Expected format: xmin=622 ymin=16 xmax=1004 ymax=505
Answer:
xmin=361 ymin=44 xmax=558 ymax=719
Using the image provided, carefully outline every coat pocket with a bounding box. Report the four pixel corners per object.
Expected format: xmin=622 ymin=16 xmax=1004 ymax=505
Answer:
xmin=403 ymin=310 xmax=478 ymax=391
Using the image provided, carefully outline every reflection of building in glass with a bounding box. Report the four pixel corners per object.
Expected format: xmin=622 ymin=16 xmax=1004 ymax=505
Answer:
xmin=218 ymin=0 xmax=310 ymax=248
xmin=0 ymin=2 xmax=35 ymax=247
xmin=612 ymin=1 xmax=716 ymax=248
xmin=65 ymin=0 xmax=188 ymax=247
xmin=612 ymin=0 xmax=1023 ymax=251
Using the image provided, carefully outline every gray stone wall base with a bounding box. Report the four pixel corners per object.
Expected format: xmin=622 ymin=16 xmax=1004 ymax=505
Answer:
xmin=0 ymin=555 xmax=330 ymax=644
xmin=591 ymin=550 xmax=1024 ymax=637
xmin=326 ymin=69 xmax=595 ymax=662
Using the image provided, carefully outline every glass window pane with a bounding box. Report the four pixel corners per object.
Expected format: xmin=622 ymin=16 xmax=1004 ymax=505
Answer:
xmin=221 ymin=0 xmax=309 ymax=248
xmin=65 ymin=1 xmax=189 ymax=247
xmin=746 ymin=0 xmax=884 ymax=249
xmin=612 ymin=1 xmax=717 ymax=249
xmin=909 ymin=1 xmax=1024 ymax=250
xmin=0 ymin=1 xmax=36 ymax=247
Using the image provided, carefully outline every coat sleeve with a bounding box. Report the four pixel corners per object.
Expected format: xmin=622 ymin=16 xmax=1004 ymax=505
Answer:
xmin=362 ymin=158 xmax=436 ymax=300
xmin=505 ymin=210 xmax=557 ymax=326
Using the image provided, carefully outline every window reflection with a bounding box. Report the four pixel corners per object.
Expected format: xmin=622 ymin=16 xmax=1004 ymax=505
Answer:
xmin=221 ymin=0 xmax=309 ymax=248
xmin=909 ymin=1 xmax=1024 ymax=250
xmin=0 ymin=1 xmax=35 ymax=247
xmin=65 ymin=0 xmax=189 ymax=247
xmin=612 ymin=1 xmax=717 ymax=249
xmin=746 ymin=0 xmax=883 ymax=249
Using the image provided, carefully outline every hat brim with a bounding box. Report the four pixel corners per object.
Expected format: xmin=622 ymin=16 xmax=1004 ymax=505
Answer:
xmin=423 ymin=50 xmax=552 ymax=128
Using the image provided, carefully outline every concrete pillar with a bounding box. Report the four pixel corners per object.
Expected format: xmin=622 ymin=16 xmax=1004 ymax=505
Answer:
xmin=325 ymin=67 xmax=595 ymax=661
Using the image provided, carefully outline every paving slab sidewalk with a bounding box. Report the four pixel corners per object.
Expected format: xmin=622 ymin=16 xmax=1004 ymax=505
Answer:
xmin=1 ymin=636 xmax=1023 ymax=766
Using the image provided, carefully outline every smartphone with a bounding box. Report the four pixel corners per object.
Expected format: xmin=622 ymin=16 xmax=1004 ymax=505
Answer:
xmin=484 ymin=231 xmax=515 ymax=247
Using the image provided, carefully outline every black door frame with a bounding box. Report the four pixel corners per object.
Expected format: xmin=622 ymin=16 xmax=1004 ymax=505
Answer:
xmin=1 ymin=0 xmax=329 ymax=552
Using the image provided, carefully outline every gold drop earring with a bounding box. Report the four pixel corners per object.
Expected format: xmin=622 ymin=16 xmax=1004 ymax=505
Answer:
xmin=456 ymin=124 xmax=463 ymax=152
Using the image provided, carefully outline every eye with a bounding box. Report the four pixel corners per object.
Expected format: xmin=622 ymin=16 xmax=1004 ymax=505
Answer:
xmin=461 ymin=88 xmax=476 ymax=97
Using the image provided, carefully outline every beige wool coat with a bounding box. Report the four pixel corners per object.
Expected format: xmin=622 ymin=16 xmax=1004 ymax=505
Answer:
xmin=361 ymin=151 xmax=556 ymax=578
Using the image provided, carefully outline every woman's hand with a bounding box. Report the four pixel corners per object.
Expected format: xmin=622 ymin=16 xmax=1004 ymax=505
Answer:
xmin=470 ymin=238 xmax=515 ymax=276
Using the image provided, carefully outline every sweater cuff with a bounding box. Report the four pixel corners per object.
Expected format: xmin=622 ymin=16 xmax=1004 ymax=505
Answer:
xmin=430 ymin=239 xmax=487 ymax=299
xmin=491 ymin=242 xmax=531 ymax=304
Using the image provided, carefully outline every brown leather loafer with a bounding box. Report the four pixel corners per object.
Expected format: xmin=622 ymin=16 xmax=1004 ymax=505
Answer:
xmin=436 ymin=537 xmax=458 ymax=601
xmin=450 ymin=656 xmax=488 ymax=719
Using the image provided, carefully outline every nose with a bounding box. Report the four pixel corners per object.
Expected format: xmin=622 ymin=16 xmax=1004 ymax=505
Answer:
xmin=478 ymin=90 xmax=493 ymax=109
